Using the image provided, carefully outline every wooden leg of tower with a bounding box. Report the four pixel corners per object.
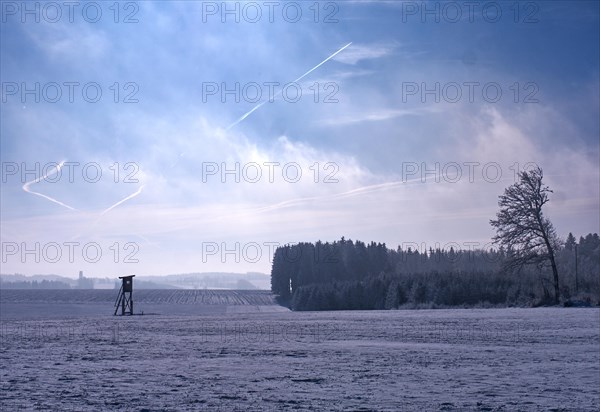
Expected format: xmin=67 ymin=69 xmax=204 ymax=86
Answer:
xmin=114 ymin=295 xmax=120 ymax=316
xmin=114 ymin=285 xmax=123 ymax=316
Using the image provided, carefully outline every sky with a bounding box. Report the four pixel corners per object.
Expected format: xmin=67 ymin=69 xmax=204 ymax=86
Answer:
xmin=1 ymin=0 xmax=598 ymax=278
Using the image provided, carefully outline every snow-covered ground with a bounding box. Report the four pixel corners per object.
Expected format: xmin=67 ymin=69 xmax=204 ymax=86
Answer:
xmin=0 ymin=289 xmax=284 ymax=319
xmin=0 ymin=297 xmax=598 ymax=411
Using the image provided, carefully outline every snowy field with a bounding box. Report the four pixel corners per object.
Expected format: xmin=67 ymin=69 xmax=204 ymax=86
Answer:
xmin=0 ymin=292 xmax=598 ymax=411
xmin=0 ymin=289 xmax=280 ymax=319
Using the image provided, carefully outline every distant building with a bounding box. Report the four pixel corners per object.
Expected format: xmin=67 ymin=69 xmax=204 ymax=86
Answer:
xmin=77 ymin=271 xmax=94 ymax=289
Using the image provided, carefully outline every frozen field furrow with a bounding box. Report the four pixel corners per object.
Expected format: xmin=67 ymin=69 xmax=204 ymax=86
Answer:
xmin=0 ymin=289 xmax=277 ymax=306
xmin=0 ymin=305 xmax=598 ymax=411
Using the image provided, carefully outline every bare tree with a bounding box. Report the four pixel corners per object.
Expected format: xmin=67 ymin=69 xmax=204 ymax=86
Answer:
xmin=490 ymin=166 xmax=561 ymax=303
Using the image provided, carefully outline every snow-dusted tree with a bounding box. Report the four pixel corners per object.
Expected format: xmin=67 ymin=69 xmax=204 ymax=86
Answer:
xmin=490 ymin=166 xmax=562 ymax=303
xmin=564 ymin=232 xmax=577 ymax=251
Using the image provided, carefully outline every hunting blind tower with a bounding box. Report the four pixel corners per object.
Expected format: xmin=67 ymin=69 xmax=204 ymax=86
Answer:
xmin=114 ymin=275 xmax=135 ymax=316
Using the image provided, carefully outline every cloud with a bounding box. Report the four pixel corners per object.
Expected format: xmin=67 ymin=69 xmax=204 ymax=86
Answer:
xmin=318 ymin=107 xmax=435 ymax=126
xmin=3 ymin=104 xmax=598 ymax=275
xmin=1 ymin=2 xmax=597 ymax=277
xmin=450 ymin=107 xmax=599 ymax=234
xmin=332 ymin=43 xmax=396 ymax=65
xmin=24 ymin=21 xmax=110 ymax=62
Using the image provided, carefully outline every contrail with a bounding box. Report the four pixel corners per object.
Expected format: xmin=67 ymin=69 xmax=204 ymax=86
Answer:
xmin=210 ymin=177 xmax=424 ymax=222
xmin=291 ymin=42 xmax=353 ymax=83
xmin=100 ymin=185 xmax=144 ymax=216
xmin=22 ymin=160 xmax=78 ymax=211
xmin=227 ymin=42 xmax=353 ymax=130
xmin=210 ymin=169 xmax=508 ymax=221
xmin=226 ymin=101 xmax=269 ymax=130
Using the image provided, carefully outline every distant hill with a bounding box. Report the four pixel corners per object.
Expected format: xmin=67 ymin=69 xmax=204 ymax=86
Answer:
xmin=0 ymin=272 xmax=271 ymax=290
xmin=0 ymin=274 xmax=76 ymax=289
xmin=0 ymin=273 xmax=75 ymax=284
xmin=144 ymin=272 xmax=270 ymax=290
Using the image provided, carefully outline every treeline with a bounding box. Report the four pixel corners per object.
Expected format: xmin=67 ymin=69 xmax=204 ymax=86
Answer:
xmin=270 ymin=234 xmax=600 ymax=310
xmin=0 ymin=280 xmax=72 ymax=289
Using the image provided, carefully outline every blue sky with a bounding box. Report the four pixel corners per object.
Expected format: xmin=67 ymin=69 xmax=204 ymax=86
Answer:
xmin=1 ymin=0 xmax=598 ymax=277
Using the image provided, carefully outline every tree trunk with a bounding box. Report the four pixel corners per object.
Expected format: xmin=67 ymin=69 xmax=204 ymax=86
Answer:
xmin=548 ymin=251 xmax=560 ymax=304
xmin=541 ymin=231 xmax=560 ymax=304
xmin=536 ymin=212 xmax=561 ymax=304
